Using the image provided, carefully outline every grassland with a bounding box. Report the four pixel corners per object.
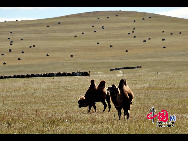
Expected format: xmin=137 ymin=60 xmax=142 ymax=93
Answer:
xmin=0 ymin=11 xmax=188 ymax=134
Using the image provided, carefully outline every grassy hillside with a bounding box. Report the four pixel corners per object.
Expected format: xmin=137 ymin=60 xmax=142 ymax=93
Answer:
xmin=0 ymin=11 xmax=188 ymax=134
xmin=0 ymin=11 xmax=188 ymax=75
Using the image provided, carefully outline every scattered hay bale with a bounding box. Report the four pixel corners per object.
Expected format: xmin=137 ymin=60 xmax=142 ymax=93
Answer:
xmin=82 ymin=32 xmax=84 ymax=34
xmin=29 ymin=46 xmax=32 ymax=48
xmin=162 ymin=31 xmax=165 ymax=33
xmin=21 ymin=38 xmax=23 ymax=40
xmin=46 ymin=54 xmax=49 ymax=56
xmin=110 ymin=45 xmax=113 ymax=47
xmin=125 ymin=50 xmax=128 ymax=52
xmin=97 ymin=42 xmax=99 ymax=44
xmin=162 ymin=39 xmax=165 ymax=41
xmin=21 ymin=51 xmax=24 ymax=53
xmin=47 ymin=26 xmax=50 ymax=27
xmin=143 ymin=40 xmax=146 ymax=42
xmin=18 ymin=58 xmax=21 ymax=60
xmin=163 ymin=46 xmax=166 ymax=48
xmin=128 ymin=33 xmax=131 ymax=35
xmin=3 ymin=62 xmax=6 ymax=65
xmin=179 ymin=32 xmax=182 ymax=34
xmin=58 ymin=22 xmax=61 ymax=24
xmin=74 ymin=35 xmax=77 ymax=37
xmin=70 ymin=55 xmax=74 ymax=58
xmin=170 ymin=33 xmax=173 ymax=35
xmin=149 ymin=16 xmax=152 ymax=18
xmin=148 ymin=38 xmax=151 ymax=40
xmin=133 ymin=28 xmax=136 ymax=30
xmin=142 ymin=18 xmax=145 ymax=20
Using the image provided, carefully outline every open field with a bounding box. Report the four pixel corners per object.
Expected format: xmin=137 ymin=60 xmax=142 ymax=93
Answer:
xmin=0 ymin=11 xmax=188 ymax=134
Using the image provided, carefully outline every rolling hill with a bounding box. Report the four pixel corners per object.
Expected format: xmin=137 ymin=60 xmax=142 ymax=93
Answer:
xmin=0 ymin=11 xmax=188 ymax=76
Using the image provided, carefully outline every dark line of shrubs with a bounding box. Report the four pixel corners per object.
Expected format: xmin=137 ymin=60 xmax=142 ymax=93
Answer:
xmin=0 ymin=71 xmax=90 ymax=79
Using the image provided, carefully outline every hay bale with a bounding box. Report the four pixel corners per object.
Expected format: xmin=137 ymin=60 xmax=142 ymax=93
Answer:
xmin=18 ymin=58 xmax=21 ymax=60
xmin=70 ymin=55 xmax=74 ymax=58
